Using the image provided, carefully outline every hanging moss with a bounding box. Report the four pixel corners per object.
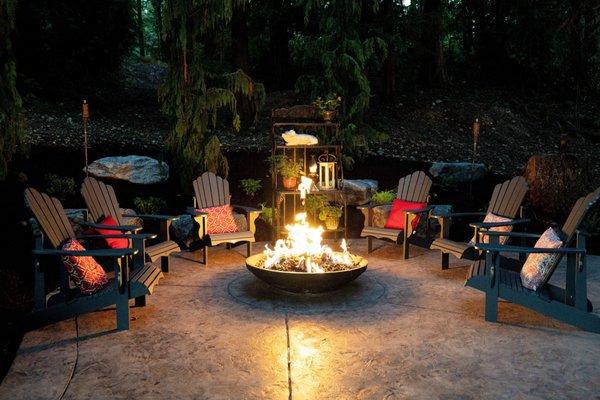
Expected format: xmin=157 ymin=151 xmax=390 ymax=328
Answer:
xmin=0 ymin=0 xmax=26 ymax=180
xmin=159 ymin=0 xmax=264 ymax=185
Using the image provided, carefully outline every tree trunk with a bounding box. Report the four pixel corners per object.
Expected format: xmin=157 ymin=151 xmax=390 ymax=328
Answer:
xmin=153 ymin=0 xmax=163 ymax=59
xmin=136 ymin=0 xmax=145 ymax=58
xmin=231 ymin=4 xmax=249 ymax=72
xmin=420 ymin=0 xmax=447 ymax=86
xmin=268 ymin=0 xmax=291 ymax=88
xmin=381 ymin=0 xmax=396 ymax=101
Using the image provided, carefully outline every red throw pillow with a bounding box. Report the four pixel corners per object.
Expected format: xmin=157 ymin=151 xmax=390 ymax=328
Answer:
xmin=384 ymin=199 xmax=427 ymax=231
xmin=61 ymin=239 xmax=109 ymax=295
xmin=94 ymin=215 xmax=129 ymax=249
xmin=197 ymin=204 xmax=238 ymax=234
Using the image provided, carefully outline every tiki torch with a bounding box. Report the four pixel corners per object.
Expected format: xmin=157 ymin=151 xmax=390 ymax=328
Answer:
xmin=82 ymin=100 xmax=89 ymax=177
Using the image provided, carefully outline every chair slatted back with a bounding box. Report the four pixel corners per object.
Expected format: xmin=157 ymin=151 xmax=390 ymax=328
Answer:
xmin=81 ymin=177 xmax=124 ymax=225
xmin=193 ymin=172 xmax=230 ymax=209
xmin=487 ymin=176 xmax=528 ymax=218
xmin=560 ymin=187 xmax=600 ymax=243
xmin=396 ymin=171 xmax=432 ymax=203
xmin=25 ymin=188 xmax=75 ymax=248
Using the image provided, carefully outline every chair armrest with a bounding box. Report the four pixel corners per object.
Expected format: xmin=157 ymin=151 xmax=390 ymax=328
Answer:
xmin=133 ymin=214 xmax=180 ymax=221
xmin=232 ymin=205 xmax=262 ymax=215
xmin=404 ymin=205 xmax=435 ymax=215
xmin=469 ymin=218 xmax=530 ymax=229
xmin=431 ymin=211 xmax=487 ymax=218
xmin=475 ymin=243 xmax=585 ymax=255
xmin=33 ymin=248 xmax=138 ymax=257
xmin=479 ymin=231 xmax=541 ymax=239
xmin=77 ymin=233 xmax=158 ymax=240
xmin=186 ymin=207 xmax=207 ymax=216
xmin=78 ymin=221 xmax=141 ymax=232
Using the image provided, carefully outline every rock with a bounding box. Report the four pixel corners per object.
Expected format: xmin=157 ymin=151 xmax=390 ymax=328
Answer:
xmin=343 ymin=179 xmax=378 ymax=205
xmin=121 ymin=208 xmax=143 ymax=227
xmin=429 ymin=162 xmax=486 ymax=183
xmin=171 ymin=215 xmax=197 ymax=248
xmin=524 ymin=154 xmax=592 ymax=220
xmin=86 ymin=155 xmax=169 ymax=184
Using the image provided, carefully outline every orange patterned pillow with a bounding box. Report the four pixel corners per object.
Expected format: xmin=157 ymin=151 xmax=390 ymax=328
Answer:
xmin=61 ymin=239 xmax=109 ymax=295
xmin=520 ymin=228 xmax=563 ymax=291
xmin=198 ymin=204 xmax=238 ymax=234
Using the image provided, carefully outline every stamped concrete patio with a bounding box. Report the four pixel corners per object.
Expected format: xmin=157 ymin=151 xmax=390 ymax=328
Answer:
xmin=1 ymin=242 xmax=599 ymax=400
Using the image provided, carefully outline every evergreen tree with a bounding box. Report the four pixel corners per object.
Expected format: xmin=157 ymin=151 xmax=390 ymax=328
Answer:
xmin=0 ymin=0 xmax=26 ymax=180
xmin=159 ymin=0 xmax=265 ymax=185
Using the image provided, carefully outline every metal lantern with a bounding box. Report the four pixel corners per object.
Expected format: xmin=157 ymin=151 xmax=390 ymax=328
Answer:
xmin=318 ymin=153 xmax=336 ymax=190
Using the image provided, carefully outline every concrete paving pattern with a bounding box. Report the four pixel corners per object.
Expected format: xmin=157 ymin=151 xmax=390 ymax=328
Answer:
xmin=1 ymin=241 xmax=599 ymax=399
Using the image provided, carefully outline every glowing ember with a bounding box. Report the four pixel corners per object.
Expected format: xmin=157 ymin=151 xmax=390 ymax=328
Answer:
xmin=261 ymin=213 xmax=359 ymax=273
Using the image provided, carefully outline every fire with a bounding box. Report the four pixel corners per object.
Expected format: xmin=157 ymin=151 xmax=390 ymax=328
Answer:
xmin=263 ymin=213 xmax=353 ymax=273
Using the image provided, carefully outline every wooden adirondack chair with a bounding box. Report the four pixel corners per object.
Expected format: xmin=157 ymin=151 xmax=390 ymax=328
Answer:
xmin=25 ymin=188 xmax=163 ymax=331
xmin=188 ymin=172 xmax=262 ymax=265
xmin=430 ymin=176 xmax=529 ymax=269
xmin=358 ymin=171 xmax=434 ymax=259
xmin=466 ymin=187 xmax=600 ymax=333
xmin=81 ymin=177 xmax=180 ymax=272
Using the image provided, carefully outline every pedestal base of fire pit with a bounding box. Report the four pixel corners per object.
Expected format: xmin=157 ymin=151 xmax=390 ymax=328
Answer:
xmin=245 ymin=253 xmax=368 ymax=293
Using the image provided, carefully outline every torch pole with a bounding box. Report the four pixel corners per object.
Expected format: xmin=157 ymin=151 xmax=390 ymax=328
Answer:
xmin=82 ymin=100 xmax=89 ymax=177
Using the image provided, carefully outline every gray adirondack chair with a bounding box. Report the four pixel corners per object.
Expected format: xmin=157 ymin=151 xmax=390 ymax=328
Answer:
xmin=467 ymin=187 xmax=600 ymax=333
xmin=25 ymin=188 xmax=163 ymax=331
xmin=358 ymin=171 xmax=434 ymax=259
xmin=187 ymin=172 xmax=262 ymax=265
xmin=81 ymin=177 xmax=180 ymax=272
xmin=430 ymin=176 xmax=529 ymax=269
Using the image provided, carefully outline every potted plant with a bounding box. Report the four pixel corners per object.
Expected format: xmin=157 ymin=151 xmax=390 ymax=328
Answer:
xmin=271 ymin=156 xmax=304 ymax=189
xmin=313 ymin=93 xmax=342 ymax=122
xmin=319 ymin=204 xmax=343 ymax=230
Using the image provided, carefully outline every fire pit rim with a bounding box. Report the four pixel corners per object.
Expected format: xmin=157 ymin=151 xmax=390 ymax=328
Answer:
xmin=245 ymin=253 xmax=368 ymax=274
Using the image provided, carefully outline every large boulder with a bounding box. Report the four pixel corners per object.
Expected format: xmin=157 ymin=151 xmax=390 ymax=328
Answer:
xmin=343 ymin=179 xmax=378 ymax=205
xmin=429 ymin=162 xmax=486 ymax=183
xmin=524 ymin=154 xmax=592 ymax=220
xmin=86 ymin=155 xmax=169 ymax=184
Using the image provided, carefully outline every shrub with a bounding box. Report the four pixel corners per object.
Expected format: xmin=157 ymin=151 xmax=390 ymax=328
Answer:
xmin=44 ymin=174 xmax=75 ymax=199
xmin=371 ymin=189 xmax=396 ymax=205
xmin=318 ymin=204 xmax=343 ymax=221
xmin=305 ymin=194 xmax=328 ymax=215
xmin=133 ymin=196 xmax=167 ymax=215
xmin=259 ymin=203 xmax=275 ymax=226
xmin=239 ymin=179 xmax=262 ymax=198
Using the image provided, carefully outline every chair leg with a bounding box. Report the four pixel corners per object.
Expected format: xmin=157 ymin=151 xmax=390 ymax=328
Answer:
xmin=367 ymin=237 xmax=373 ymax=254
xmin=135 ymin=296 xmax=146 ymax=307
xmin=441 ymin=252 xmax=449 ymax=270
xmin=247 ymin=242 xmax=252 ymax=257
xmin=484 ymin=290 xmax=498 ymax=322
xmin=116 ymin=294 xmax=130 ymax=331
xmin=202 ymin=246 xmax=208 ymax=266
xmin=161 ymin=255 xmax=170 ymax=273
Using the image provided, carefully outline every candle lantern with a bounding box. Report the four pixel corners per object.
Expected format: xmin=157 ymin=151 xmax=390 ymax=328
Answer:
xmin=308 ymin=155 xmax=318 ymax=179
xmin=318 ymin=154 xmax=336 ymax=190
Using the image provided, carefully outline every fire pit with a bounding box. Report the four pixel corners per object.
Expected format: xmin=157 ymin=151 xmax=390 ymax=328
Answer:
xmin=245 ymin=213 xmax=368 ymax=293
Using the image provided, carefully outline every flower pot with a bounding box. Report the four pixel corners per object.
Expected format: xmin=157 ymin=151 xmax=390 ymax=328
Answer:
xmin=325 ymin=216 xmax=340 ymax=230
xmin=282 ymin=177 xmax=298 ymax=190
xmin=322 ymin=110 xmax=335 ymax=122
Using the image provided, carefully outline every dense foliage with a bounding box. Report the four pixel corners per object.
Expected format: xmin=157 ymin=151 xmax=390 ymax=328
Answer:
xmin=0 ymin=0 xmax=26 ymax=180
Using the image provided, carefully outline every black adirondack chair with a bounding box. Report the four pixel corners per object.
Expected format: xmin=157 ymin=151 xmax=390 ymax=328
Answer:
xmin=430 ymin=176 xmax=529 ymax=269
xmin=81 ymin=177 xmax=180 ymax=272
xmin=25 ymin=188 xmax=163 ymax=331
xmin=358 ymin=171 xmax=434 ymax=259
xmin=467 ymin=188 xmax=600 ymax=333
xmin=187 ymin=172 xmax=261 ymax=265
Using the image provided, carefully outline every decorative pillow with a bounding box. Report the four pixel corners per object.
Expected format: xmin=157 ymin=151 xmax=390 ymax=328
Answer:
xmin=197 ymin=204 xmax=238 ymax=234
xmin=61 ymin=239 xmax=109 ymax=295
xmin=520 ymin=228 xmax=563 ymax=291
xmin=469 ymin=212 xmax=513 ymax=245
xmin=94 ymin=215 xmax=129 ymax=249
xmin=384 ymin=199 xmax=427 ymax=231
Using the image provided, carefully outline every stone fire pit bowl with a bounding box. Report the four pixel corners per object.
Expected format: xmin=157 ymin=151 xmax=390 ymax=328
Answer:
xmin=245 ymin=253 xmax=368 ymax=294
